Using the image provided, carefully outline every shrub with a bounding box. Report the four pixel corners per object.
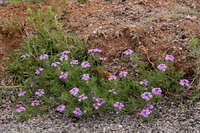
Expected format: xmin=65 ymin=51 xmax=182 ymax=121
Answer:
xmin=7 ymin=6 xmax=190 ymax=121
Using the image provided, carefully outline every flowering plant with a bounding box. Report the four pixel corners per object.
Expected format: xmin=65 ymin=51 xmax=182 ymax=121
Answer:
xmin=7 ymin=7 xmax=190 ymax=121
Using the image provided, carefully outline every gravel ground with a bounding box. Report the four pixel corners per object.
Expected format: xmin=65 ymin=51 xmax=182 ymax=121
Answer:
xmin=0 ymin=99 xmax=200 ymax=133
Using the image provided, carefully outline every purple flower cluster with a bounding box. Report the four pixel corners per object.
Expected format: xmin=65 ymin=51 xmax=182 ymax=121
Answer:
xmin=141 ymin=92 xmax=152 ymax=101
xmin=108 ymin=89 xmax=117 ymax=94
xmin=59 ymin=54 xmax=68 ymax=61
xmin=82 ymin=74 xmax=90 ymax=80
xmin=81 ymin=61 xmax=91 ymax=68
xmin=157 ymin=64 xmax=167 ymax=71
xmin=108 ymin=75 xmax=117 ymax=81
xmin=139 ymin=104 xmax=153 ymax=118
xmin=59 ymin=51 xmax=70 ymax=61
xmin=165 ymin=54 xmax=174 ymax=62
xmin=145 ymin=104 xmax=154 ymax=110
xmin=139 ymin=80 xmax=148 ymax=86
xmin=139 ymin=108 xmax=151 ymax=118
xmin=39 ymin=54 xmax=48 ymax=60
xmin=119 ymin=71 xmax=128 ymax=78
xmin=59 ymin=72 xmax=68 ymax=79
xmin=123 ymin=49 xmax=133 ymax=55
xmin=93 ymin=97 xmax=104 ymax=110
xmin=70 ymin=60 xmax=78 ymax=65
xmin=62 ymin=50 xmax=70 ymax=55
xmin=100 ymin=57 xmax=107 ymax=61
xmin=152 ymin=88 xmax=162 ymax=95
xmin=21 ymin=54 xmax=30 ymax=59
xmin=180 ymin=79 xmax=190 ymax=87
xmin=18 ymin=91 xmax=26 ymax=97
xmin=16 ymin=106 xmax=26 ymax=113
xmin=88 ymin=48 xmax=102 ymax=54
xmin=73 ymin=107 xmax=83 ymax=116
xmin=35 ymin=67 xmax=44 ymax=75
xmin=56 ymin=104 xmax=65 ymax=112
xmin=35 ymin=89 xmax=44 ymax=97
xmin=78 ymin=94 xmax=88 ymax=102
xmin=70 ymin=87 xmax=79 ymax=96
xmin=31 ymin=100 xmax=40 ymax=106
xmin=0 ymin=0 xmax=8 ymax=5
xmin=114 ymin=102 xmax=124 ymax=110
xmin=51 ymin=62 xmax=60 ymax=67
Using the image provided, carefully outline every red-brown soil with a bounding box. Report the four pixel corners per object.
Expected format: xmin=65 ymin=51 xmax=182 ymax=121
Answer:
xmin=0 ymin=0 xmax=200 ymax=80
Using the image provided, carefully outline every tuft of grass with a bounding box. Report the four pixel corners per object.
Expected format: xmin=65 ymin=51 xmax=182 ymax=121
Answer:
xmin=1 ymin=14 xmax=24 ymax=37
xmin=171 ymin=14 xmax=183 ymax=20
xmin=188 ymin=37 xmax=200 ymax=103
xmin=147 ymin=17 xmax=153 ymax=23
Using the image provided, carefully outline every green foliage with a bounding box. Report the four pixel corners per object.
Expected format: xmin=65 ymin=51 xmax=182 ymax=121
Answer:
xmin=188 ymin=37 xmax=200 ymax=103
xmin=171 ymin=14 xmax=183 ymax=20
xmin=147 ymin=17 xmax=153 ymax=23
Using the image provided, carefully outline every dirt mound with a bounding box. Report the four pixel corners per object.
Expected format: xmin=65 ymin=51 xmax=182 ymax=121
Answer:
xmin=62 ymin=0 xmax=200 ymax=73
xmin=0 ymin=0 xmax=200 ymax=77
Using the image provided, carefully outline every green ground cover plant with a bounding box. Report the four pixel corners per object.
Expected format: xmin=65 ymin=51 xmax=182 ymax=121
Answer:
xmin=6 ymin=5 xmax=192 ymax=121
xmin=188 ymin=37 xmax=200 ymax=103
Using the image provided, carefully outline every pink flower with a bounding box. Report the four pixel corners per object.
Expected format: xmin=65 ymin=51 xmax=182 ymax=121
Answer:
xmin=0 ymin=0 xmax=8 ymax=5
xmin=123 ymin=49 xmax=133 ymax=55
xmin=165 ymin=54 xmax=174 ymax=62
xmin=81 ymin=61 xmax=91 ymax=68
xmin=35 ymin=67 xmax=44 ymax=75
xmin=31 ymin=100 xmax=40 ymax=106
xmin=78 ymin=94 xmax=88 ymax=102
xmin=145 ymin=104 xmax=154 ymax=110
xmin=93 ymin=49 xmax=102 ymax=53
xmin=35 ymin=89 xmax=44 ymax=97
xmin=108 ymin=75 xmax=117 ymax=81
xmin=82 ymin=74 xmax=90 ymax=80
xmin=139 ymin=108 xmax=151 ymax=118
xmin=70 ymin=88 xmax=79 ymax=96
xmin=93 ymin=104 xmax=99 ymax=110
xmin=59 ymin=72 xmax=68 ymax=79
xmin=39 ymin=67 xmax=44 ymax=71
xmin=152 ymin=88 xmax=162 ymax=95
xmin=93 ymin=97 xmax=104 ymax=109
xmin=21 ymin=54 xmax=30 ymax=59
xmin=16 ymin=106 xmax=26 ymax=113
xmin=56 ymin=104 xmax=65 ymax=112
xmin=51 ymin=62 xmax=60 ymax=67
xmin=18 ymin=91 xmax=26 ymax=97
xmin=108 ymin=89 xmax=117 ymax=94
xmin=61 ymin=50 xmax=70 ymax=55
xmin=73 ymin=107 xmax=83 ymax=116
xmin=180 ymin=79 xmax=190 ymax=87
xmin=59 ymin=55 xmax=68 ymax=61
xmin=88 ymin=48 xmax=102 ymax=54
xmin=157 ymin=64 xmax=167 ymax=71
xmin=95 ymin=97 xmax=104 ymax=105
xmin=114 ymin=102 xmax=124 ymax=110
xmin=119 ymin=72 xmax=128 ymax=78
xmin=70 ymin=60 xmax=78 ymax=65
xmin=39 ymin=54 xmax=48 ymax=60
xmin=139 ymin=80 xmax=148 ymax=86
xmin=100 ymin=57 xmax=107 ymax=61
xmin=141 ymin=92 xmax=152 ymax=101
